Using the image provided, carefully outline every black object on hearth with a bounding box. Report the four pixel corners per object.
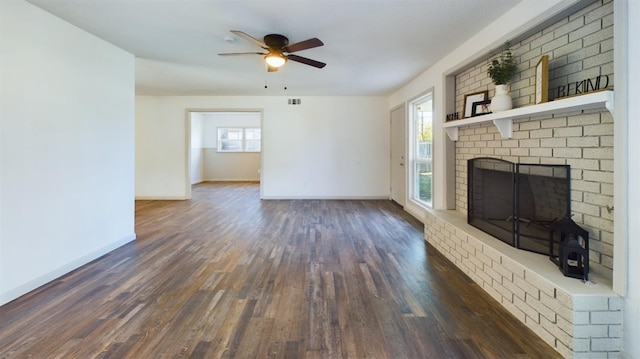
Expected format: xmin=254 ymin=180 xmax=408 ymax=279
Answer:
xmin=549 ymin=217 xmax=589 ymax=281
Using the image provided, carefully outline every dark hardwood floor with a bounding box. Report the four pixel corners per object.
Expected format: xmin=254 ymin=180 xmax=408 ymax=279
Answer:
xmin=0 ymin=182 xmax=561 ymax=358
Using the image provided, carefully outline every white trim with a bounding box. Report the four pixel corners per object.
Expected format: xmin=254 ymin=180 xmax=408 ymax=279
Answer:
xmin=0 ymin=234 xmax=136 ymax=306
xmin=260 ymin=196 xmax=390 ymax=200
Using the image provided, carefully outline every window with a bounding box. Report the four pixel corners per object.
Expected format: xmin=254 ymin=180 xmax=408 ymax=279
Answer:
xmin=217 ymin=127 xmax=261 ymax=152
xmin=410 ymin=94 xmax=433 ymax=206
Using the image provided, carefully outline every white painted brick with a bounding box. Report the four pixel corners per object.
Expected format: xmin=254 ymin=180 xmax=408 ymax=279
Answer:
xmin=502 ymin=299 xmax=527 ymax=323
xmin=527 ymin=295 xmax=558 ymax=323
xmin=501 ymin=139 xmax=519 ymax=148
xmin=503 ymin=278 xmax=527 ymax=301
xmin=467 ymin=270 xmax=483 ymax=286
xmin=541 ymin=315 xmax=572 ymax=347
xmin=467 ymin=237 xmax=484 ymax=252
xmin=572 ymin=180 xmax=601 ymax=194
xmin=572 ymin=201 xmax=600 ymax=217
xmin=502 ymin=256 xmax=525 ymax=278
xmin=476 ymin=250 xmax=493 ymax=268
xmin=608 ymin=297 xmax=622 ymax=311
xmin=524 ymin=271 xmax=556 ymax=298
xmin=518 ymin=139 xmax=540 ymax=148
xmin=573 ymin=310 xmax=591 ymax=325
xmin=583 ymin=215 xmax=613 ymax=232
xmin=569 ymin=20 xmax=604 ymax=43
xmin=518 ymin=120 xmax=541 ymax=130
xmin=556 ymin=314 xmax=574 ymax=335
xmin=515 ymin=294 xmax=540 ymax=323
xmin=494 ymin=263 xmax=514 ymax=282
xmin=591 ymin=338 xmax=622 ymax=352
xmin=528 ymin=319 xmax=558 ymax=348
xmin=475 ymin=267 xmax=493 ymax=286
xmin=600 ymin=159 xmax=614 ymax=172
xmin=568 ymin=136 xmax=600 ymax=148
xmin=583 ymin=147 xmax=613 ymax=160
xmin=554 ymin=126 xmax=583 ymax=137
xmin=529 ymin=128 xmax=553 ymax=139
xmin=590 ymin=311 xmax=622 ymax=325
xmin=553 ymin=147 xmax=582 ymax=158
xmin=555 ymin=341 xmax=574 ymax=358
xmin=541 ymin=137 xmax=567 ymax=148
xmin=510 ymin=147 xmax=529 ymax=157
xmin=573 ymin=338 xmax=593 ymax=353
xmin=573 ymin=324 xmax=609 ymax=338
xmin=584 ymin=192 xmax=613 ymax=207
xmin=567 ymin=158 xmax=600 ymax=171
xmin=530 ymin=148 xmax=552 ymax=157
xmin=555 ymin=289 xmax=574 ymax=309
xmin=583 ymin=170 xmax=613 ymax=184
xmin=462 ymin=257 xmax=477 ymax=273
xmin=541 ymin=291 xmax=572 ymax=319
xmin=481 ymin=245 xmax=502 ymax=263
xmin=608 ymin=324 xmax=622 ymax=338
xmin=484 ymin=265 xmax=502 ymax=283
xmin=568 ymin=113 xmax=601 ymax=126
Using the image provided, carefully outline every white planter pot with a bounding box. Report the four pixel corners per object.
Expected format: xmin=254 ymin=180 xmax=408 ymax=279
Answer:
xmin=491 ymin=84 xmax=513 ymax=112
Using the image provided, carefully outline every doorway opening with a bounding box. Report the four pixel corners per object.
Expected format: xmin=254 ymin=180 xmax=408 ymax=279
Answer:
xmin=187 ymin=110 xmax=263 ymax=199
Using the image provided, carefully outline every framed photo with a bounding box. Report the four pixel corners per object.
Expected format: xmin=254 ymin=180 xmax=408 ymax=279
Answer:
xmin=471 ymin=100 xmax=492 ymax=117
xmin=535 ymin=55 xmax=549 ymax=104
xmin=463 ymin=91 xmax=488 ymax=118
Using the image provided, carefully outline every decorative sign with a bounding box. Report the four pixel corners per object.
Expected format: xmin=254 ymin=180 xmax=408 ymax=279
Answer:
xmin=556 ymin=75 xmax=610 ymax=98
xmin=446 ymin=112 xmax=460 ymax=121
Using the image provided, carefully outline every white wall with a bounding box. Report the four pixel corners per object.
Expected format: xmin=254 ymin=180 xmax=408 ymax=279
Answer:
xmin=201 ymin=112 xmax=261 ymax=182
xmin=190 ymin=113 xmax=204 ymax=184
xmin=136 ymin=96 xmax=390 ymax=199
xmin=0 ymin=0 xmax=136 ymax=305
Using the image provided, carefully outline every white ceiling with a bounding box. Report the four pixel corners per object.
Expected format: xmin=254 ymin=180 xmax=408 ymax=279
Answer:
xmin=26 ymin=0 xmax=523 ymax=96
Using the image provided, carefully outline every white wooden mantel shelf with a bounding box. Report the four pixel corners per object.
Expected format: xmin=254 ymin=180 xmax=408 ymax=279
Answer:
xmin=443 ymin=90 xmax=614 ymax=141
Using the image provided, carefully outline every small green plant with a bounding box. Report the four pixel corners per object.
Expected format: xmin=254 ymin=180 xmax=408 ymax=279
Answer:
xmin=487 ymin=44 xmax=517 ymax=85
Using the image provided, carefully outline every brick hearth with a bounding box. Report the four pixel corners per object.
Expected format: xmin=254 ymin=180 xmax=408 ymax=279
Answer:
xmin=424 ymin=209 xmax=621 ymax=358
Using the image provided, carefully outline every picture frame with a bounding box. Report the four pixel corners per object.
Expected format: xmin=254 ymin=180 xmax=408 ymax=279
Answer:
xmin=471 ymin=100 xmax=492 ymax=117
xmin=463 ymin=91 xmax=488 ymax=118
xmin=535 ymin=55 xmax=549 ymax=104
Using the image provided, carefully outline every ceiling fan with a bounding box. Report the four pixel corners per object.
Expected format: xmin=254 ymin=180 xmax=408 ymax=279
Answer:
xmin=219 ymin=30 xmax=326 ymax=72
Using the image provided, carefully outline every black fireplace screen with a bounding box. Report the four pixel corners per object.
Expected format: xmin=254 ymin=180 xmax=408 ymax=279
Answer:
xmin=468 ymin=158 xmax=570 ymax=255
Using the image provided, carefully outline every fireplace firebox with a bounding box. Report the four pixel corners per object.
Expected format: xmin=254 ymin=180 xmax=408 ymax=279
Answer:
xmin=467 ymin=158 xmax=571 ymax=255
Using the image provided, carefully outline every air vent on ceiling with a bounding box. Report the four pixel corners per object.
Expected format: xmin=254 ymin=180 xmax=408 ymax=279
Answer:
xmin=288 ymin=99 xmax=301 ymax=105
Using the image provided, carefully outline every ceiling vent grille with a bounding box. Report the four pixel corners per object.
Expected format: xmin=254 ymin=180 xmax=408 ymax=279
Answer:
xmin=288 ymin=99 xmax=301 ymax=105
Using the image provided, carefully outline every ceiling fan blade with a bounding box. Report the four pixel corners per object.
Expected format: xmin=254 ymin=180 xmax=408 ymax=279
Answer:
xmin=218 ymin=52 xmax=266 ymax=56
xmin=287 ymin=54 xmax=326 ymax=69
xmin=230 ymin=30 xmax=268 ymax=49
xmin=283 ymin=38 xmax=323 ymax=53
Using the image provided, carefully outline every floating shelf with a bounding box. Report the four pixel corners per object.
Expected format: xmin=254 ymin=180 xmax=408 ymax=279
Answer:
xmin=443 ymin=90 xmax=614 ymax=141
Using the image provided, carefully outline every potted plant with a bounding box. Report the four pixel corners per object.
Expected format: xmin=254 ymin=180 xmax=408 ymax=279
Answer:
xmin=487 ymin=44 xmax=518 ymax=112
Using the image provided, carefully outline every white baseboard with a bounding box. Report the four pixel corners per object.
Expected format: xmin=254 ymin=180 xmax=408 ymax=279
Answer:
xmin=0 ymin=233 xmax=136 ymax=306
xmin=260 ymin=195 xmax=390 ymax=200
xmin=135 ymin=196 xmax=187 ymax=200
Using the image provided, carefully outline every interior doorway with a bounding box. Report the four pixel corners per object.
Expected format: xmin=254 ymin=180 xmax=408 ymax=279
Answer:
xmin=186 ymin=110 xmax=263 ymax=199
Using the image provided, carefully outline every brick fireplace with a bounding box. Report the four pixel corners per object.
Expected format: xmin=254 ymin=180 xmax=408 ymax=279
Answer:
xmin=422 ymin=1 xmax=623 ymax=357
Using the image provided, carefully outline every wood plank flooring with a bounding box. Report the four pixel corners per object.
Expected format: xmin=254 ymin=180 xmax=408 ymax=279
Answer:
xmin=0 ymin=182 xmax=561 ymax=358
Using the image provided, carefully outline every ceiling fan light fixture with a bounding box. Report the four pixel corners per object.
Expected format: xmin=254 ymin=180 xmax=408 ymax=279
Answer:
xmin=265 ymin=53 xmax=286 ymax=68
